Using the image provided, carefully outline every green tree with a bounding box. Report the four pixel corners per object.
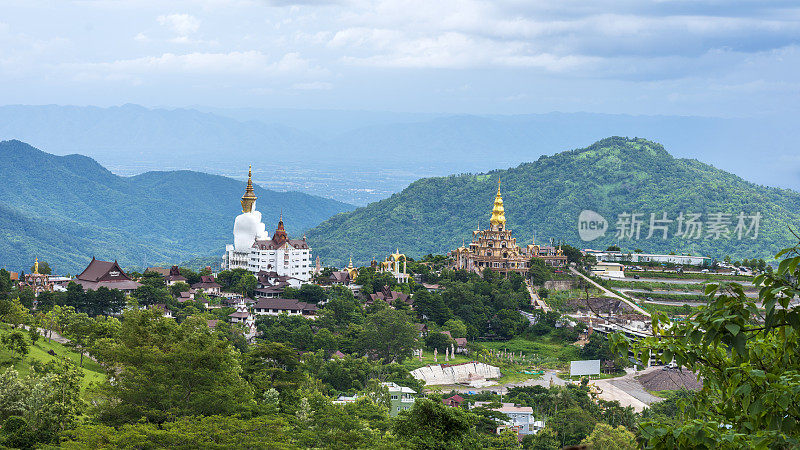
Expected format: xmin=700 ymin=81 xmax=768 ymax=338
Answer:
xmin=312 ymin=327 xmax=339 ymax=358
xmin=234 ymin=273 xmax=258 ymax=297
xmin=243 ymin=341 xmax=303 ymax=401
xmin=169 ymin=281 xmax=191 ymax=297
xmin=527 ymin=258 xmax=552 ymax=285
xmin=18 ymin=288 xmax=35 ymax=309
xmin=393 ymin=398 xmax=479 ymax=449
xmin=581 ymin=422 xmax=637 ymax=450
xmin=61 ymin=414 xmax=294 ymax=449
xmin=36 ymin=291 xmax=57 ymax=312
xmin=361 ymin=308 xmax=418 ymax=363
xmin=1 ymin=297 xmax=31 ymax=328
xmin=0 ymin=269 xmax=13 ymax=301
xmin=91 ymin=309 xmax=253 ymax=424
xmin=297 ymin=283 xmax=327 ymax=304
xmin=63 ymin=312 xmax=95 ymax=367
xmin=424 ymin=332 xmax=454 ymax=353
xmin=442 ymin=318 xmax=468 ymax=338
xmin=1 ymin=330 xmax=30 ymax=360
xmin=490 ymin=309 xmax=527 ymax=339
xmin=317 ymin=287 xmax=364 ymax=332
xmin=132 ymin=284 xmax=171 ymax=307
xmin=560 ymin=244 xmax=583 ymax=264
xmin=0 ymin=357 xmax=85 ymax=446
xmin=610 ymin=243 xmax=800 ymax=448
xmin=545 ymin=407 xmax=596 ymax=448
xmin=412 ymin=290 xmax=453 ymax=325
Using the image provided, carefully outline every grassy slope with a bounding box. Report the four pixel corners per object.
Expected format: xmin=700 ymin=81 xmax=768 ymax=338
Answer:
xmin=0 ymin=326 xmax=105 ymax=394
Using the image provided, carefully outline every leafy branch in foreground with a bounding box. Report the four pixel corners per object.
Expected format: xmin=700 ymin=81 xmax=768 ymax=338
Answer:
xmin=610 ymin=242 xmax=800 ymax=449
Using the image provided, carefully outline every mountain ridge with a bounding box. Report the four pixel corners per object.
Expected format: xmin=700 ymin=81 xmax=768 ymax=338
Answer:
xmin=307 ymin=137 xmax=800 ymax=267
xmin=2 ymin=104 xmax=799 ymax=205
xmin=0 ymin=140 xmax=355 ymax=274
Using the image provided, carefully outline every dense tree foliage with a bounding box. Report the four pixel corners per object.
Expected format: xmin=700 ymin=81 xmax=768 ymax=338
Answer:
xmin=91 ymin=309 xmax=254 ymax=425
xmin=0 ymin=358 xmax=85 ymax=447
xmin=611 ymin=243 xmax=800 ymax=448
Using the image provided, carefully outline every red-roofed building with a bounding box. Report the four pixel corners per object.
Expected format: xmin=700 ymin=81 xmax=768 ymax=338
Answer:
xmin=192 ymin=275 xmax=221 ymax=296
xmin=165 ymin=266 xmax=187 ymax=286
xmin=73 ymin=257 xmax=141 ymax=294
xmin=443 ymin=394 xmax=465 ymax=407
xmin=252 ymin=298 xmax=318 ymax=318
xmin=368 ymin=285 xmax=412 ymax=307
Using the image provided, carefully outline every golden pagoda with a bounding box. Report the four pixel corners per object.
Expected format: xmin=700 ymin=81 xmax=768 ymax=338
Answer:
xmin=241 ymin=165 xmax=257 ymax=213
xmin=345 ymin=257 xmax=359 ymax=279
xmin=451 ymin=179 xmax=567 ymax=275
xmin=489 ymin=180 xmax=506 ymax=228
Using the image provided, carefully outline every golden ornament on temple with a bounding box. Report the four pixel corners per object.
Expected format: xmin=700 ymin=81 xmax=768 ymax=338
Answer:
xmin=489 ymin=179 xmax=506 ymax=227
xmin=241 ymin=165 xmax=257 ymax=213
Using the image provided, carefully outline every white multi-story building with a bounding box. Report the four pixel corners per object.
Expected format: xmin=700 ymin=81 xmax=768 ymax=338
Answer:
xmin=473 ymin=402 xmax=539 ymax=435
xmin=221 ymin=167 xmax=313 ymax=282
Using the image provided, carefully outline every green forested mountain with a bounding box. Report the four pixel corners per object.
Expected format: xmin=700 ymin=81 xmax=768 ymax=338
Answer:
xmin=308 ymin=137 xmax=800 ymax=266
xmin=0 ymin=140 xmax=354 ymax=274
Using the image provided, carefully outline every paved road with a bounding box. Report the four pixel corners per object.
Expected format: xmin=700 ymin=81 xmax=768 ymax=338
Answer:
xmin=570 ymin=267 xmax=651 ymax=316
xmin=525 ymin=280 xmax=551 ymax=312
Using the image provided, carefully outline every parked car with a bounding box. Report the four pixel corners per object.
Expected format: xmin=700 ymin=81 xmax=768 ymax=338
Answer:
xmin=633 ymin=274 xmax=641 ymax=279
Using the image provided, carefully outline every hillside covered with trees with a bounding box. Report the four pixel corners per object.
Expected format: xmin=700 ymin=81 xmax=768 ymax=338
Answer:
xmin=0 ymin=140 xmax=354 ymax=274
xmin=308 ymin=137 xmax=800 ymax=266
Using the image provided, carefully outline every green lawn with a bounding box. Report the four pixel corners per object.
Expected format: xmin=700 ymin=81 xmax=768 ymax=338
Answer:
xmin=0 ymin=325 xmax=106 ymax=394
xmin=477 ymin=337 xmax=579 ymax=371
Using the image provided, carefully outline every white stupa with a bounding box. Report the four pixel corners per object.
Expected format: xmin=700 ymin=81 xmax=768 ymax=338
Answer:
xmin=221 ymin=166 xmax=313 ymax=282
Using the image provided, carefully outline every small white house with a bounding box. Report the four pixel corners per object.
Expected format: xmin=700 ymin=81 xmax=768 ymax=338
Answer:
xmin=473 ymin=402 xmax=537 ymax=435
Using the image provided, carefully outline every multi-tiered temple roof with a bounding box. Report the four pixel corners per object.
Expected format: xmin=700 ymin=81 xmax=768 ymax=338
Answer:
xmin=452 ymin=181 xmax=567 ymax=274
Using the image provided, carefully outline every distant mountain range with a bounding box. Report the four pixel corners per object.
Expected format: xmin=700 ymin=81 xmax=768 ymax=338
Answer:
xmin=1 ymin=104 xmax=799 ymax=205
xmin=307 ymin=137 xmax=800 ymax=267
xmin=0 ymin=140 xmax=354 ymax=274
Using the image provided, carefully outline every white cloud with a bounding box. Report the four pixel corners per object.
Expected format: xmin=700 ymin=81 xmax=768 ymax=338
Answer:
xmin=157 ymin=13 xmax=201 ymax=36
xmin=292 ymin=81 xmax=332 ymax=90
xmin=64 ymin=51 xmax=326 ymax=80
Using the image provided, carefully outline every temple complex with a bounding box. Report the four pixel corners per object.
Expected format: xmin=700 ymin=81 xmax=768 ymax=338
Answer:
xmin=23 ymin=258 xmax=54 ymax=296
xmin=378 ymin=250 xmax=410 ymax=283
xmin=222 ymin=167 xmax=313 ymax=282
xmin=451 ymin=181 xmax=567 ymax=274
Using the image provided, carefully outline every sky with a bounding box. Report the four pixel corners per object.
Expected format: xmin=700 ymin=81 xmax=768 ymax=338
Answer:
xmin=1 ymin=0 xmax=799 ymax=116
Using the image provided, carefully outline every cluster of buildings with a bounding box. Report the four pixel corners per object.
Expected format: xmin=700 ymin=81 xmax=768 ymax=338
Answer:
xmin=334 ymin=383 xmax=542 ymax=437
xmin=222 ymin=167 xmax=313 ymax=282
xmin=451 ymin=181 xmax=567 ymax=274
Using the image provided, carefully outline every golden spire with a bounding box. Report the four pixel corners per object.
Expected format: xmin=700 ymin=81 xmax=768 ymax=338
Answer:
xmin=490 ymin=179 xmax=506 ymax=228
xmin=34 ymin=258 xmax=39 ymax=275
xmin=241 ymin=165 xmax=257 ymax=213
